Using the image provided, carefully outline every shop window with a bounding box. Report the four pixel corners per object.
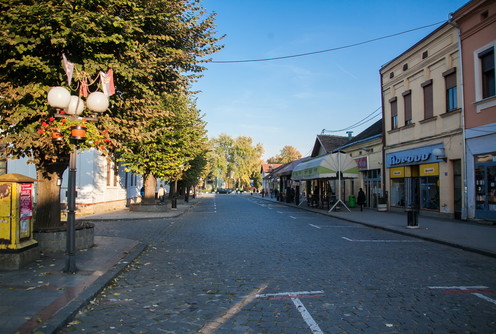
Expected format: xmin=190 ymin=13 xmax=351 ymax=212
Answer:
xmin=366 ymin=169 xmax=381 ymax=180
xmin=422 ymin=79 xmax=433 ymax=119
xmin=391 ymin=178 xmax=405 ymax=207
xmin=403 ymin=90 xmax=412 ymax=125
xmin=475 ymin=152 xmax=496 ymax=216
xmin=420 ymin=176 xmax=439 ymax=210
xmin=443 ymin=68 xmax=457 ymax=112
xmin=479 ymin=47 xmax=495 ymax=99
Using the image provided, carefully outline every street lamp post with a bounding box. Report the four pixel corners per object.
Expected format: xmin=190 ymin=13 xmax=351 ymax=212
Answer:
xmin=47 ymin=86 xmax=108 ymax=273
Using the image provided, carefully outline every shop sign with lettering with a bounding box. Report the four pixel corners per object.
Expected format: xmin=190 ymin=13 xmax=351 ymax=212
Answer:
xmin=354 ymin=157 xmax=368 ymax=170
xmin=386 ymin=144 xmax=444 ymax=168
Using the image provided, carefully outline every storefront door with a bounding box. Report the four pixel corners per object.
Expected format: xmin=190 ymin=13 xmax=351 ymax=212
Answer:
xmin=365 ymin=169 xmax=381 ymax=208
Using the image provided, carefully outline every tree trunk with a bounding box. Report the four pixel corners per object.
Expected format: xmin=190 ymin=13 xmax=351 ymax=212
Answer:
xmin=143 ymin=174 xmax=157 ymax=205
xmin=35 ymin=161 xmax=67 ymax=230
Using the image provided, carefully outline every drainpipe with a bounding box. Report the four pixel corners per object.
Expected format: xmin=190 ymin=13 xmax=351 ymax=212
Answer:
xmin=449 ymin=15 xmax=468 ymax=220
xmin=379 ymin=69 xmax=387 ymax=203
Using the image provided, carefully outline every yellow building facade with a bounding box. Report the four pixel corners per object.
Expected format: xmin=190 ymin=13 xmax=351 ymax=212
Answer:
xmin=380 ymin=23 xmax=464 ymax=218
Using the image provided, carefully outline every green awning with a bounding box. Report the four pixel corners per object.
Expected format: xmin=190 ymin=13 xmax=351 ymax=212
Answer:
xmin=291 ymin=152 xmax=359 ymax=180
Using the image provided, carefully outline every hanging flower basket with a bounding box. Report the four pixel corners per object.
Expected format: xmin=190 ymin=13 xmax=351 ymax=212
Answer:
xmin=40 ymin=117 xmax=112 ymax=153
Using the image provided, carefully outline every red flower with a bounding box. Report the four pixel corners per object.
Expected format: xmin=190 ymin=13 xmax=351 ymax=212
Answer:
xmin=103 ymin=138 xmax=110 ymax=143
xmin=61 ymin=119 xmax=67 ymax=123
xmin=49 ymin=117 xmax=55 ymax=122
xmin=60 ymin=110 xmax=66 ymax=114
xmin=102 ymin=130 xmax=109 ymax=134
xmin=37 ymin=129 xmax=44 ymax=134
xmin=95 ymin=140 xmax=100 ymax=145
xmin=42 ymin=122 xmax=48 ymax=127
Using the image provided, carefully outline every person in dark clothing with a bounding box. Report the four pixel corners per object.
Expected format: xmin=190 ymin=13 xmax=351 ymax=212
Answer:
xmin=357 ymin=188 xmax=366 ymax=211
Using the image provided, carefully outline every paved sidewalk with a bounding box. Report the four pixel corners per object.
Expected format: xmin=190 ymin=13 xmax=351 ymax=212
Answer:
xmin=0 ymin=198 xmax=199 ymax=334
xmin=258 ymin=195 xmax=496 ymax=258
xmin=78 ymin=198 xmax=199 ymax=221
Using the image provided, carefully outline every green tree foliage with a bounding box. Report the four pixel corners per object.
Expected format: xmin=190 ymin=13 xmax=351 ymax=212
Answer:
xmin=209 ymin=134 xmax=263 ymax=190
xmin=0 ymin=0 xmax=222 ymax=227
xmin=180 ymin=152 xmax=209 ymax=194
xmin=119 ymin=95 xmax=209 ymax=203
xmin=266 ymin=145 xmax=302 ymax=164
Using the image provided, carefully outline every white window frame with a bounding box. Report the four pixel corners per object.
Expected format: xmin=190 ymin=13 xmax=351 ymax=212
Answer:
xmin=473 ymin=41 xmax=496 ymax=113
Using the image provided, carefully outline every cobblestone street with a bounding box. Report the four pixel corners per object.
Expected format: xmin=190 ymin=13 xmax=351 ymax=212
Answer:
xmin=60 ymin=194 xmax=496 ymax=333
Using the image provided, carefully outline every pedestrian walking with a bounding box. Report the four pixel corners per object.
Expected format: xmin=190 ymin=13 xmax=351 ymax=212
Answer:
xmin=357 ymin=188 xmax=366 ymax=211
xmin=158 ymin=184 xmax=166 ymax=203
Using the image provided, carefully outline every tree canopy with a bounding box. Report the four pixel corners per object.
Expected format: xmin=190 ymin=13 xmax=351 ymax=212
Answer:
xmin=209 ymin=134 xmax=264 ymax=190
xmin=119 ymin=94 xmax=209 ymax=203
xmin=267 ymin=145 xmax=302 ymax=164
xmin=0 ymin=0 xmax=223 ymax=227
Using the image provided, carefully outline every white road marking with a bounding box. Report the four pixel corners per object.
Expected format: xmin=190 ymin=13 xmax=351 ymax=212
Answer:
xmin=256 ymin=291 xmax=325 ymax=334
xmin=291 ymin=297 xmax=324 ymax=334
xmin=428 ymin=286 xmax=496 ymax=306
xmin=342 ymin=237 xmax=421 ymax=243
xmin=256 ymin=290 xmax=324 ymax=298
xmin=290 ymin=216 xmax=297 ymax=219
xmin=428 ymin=286 xmax=488 ymax=289
xmin=309 ymin=224 xmax=322 ymax=229
xmin=473 ymin=293 xmax=496 ymax=306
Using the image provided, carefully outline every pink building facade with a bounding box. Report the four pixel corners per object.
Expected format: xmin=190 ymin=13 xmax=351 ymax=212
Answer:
xmin=452 ymin=0 xmax=496 ymax=219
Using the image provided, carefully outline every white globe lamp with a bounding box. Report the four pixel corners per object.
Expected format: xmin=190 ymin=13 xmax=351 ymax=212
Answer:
xmin=47 ymin=86 xmax=71 ymax=109
xmin=86 ymin=91 xmax=109 ymax=112
xmin=66 ymin=95 xmax=85 ymax=115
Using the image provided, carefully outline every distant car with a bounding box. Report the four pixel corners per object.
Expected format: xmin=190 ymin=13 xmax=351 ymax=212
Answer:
xmin=217 ymin=188 xmax=228 ymax=194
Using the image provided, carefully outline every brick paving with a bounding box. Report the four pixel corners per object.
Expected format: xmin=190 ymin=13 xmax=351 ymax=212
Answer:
xmin=2 ymin=194 xmax=496 ymax=333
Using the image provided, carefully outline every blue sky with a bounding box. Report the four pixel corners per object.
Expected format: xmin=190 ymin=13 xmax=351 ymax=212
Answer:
xmin=192 ymin=0 xmax=468 ymax=160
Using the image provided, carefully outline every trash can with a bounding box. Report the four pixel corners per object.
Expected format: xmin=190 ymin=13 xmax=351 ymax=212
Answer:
xmin=348 ymin=195 xmax=356 ymax=208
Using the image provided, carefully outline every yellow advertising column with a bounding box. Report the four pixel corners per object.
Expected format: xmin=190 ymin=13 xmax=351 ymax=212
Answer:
xmin=0 ymin=173 xmax=39 ymax=269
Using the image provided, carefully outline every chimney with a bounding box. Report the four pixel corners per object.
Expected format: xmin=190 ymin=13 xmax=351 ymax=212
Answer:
xmin=346 ymin=131 xmax=353 ymax=141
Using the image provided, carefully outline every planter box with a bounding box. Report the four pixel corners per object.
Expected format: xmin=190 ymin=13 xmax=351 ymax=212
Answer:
xmin=130 ymin=203 xmax=169 ymax=212
xmin=377 ymin=203 xmax=388 ymax=212
xmin=34 ymin=223 xmax=94 ymax=253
